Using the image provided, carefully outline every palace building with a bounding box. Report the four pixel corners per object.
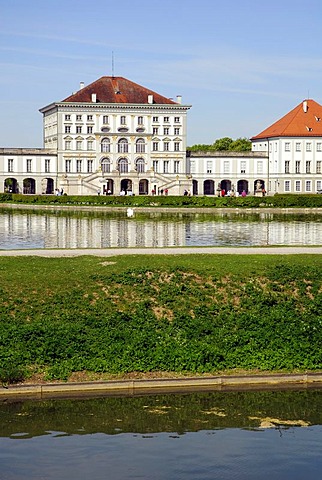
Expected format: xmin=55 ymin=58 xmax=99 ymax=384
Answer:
xmin=0 ymin=76 xmax=321 ymax=196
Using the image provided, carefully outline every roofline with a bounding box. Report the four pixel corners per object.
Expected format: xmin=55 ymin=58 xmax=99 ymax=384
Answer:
xmin=40 ymin=102 xmax=191 ymax=113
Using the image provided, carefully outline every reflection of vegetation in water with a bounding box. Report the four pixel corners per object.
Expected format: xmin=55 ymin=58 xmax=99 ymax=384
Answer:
xmin=1 ymin=389 xmax=322 ymax=439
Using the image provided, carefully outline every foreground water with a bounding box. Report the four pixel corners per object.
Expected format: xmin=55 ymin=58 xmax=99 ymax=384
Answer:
xmin=0 ymin=209 xmax=321 ymax=249
xmin=1 ymin=389 xmax=322 ymax=479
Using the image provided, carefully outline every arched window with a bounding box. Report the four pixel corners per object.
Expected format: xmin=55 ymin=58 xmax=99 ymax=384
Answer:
xmin=136 ymin=158 xmax=145 ymax=173
xmin=118 ymin=138 xmax=128 ymax=153
xmin=101 ymin=138 xmax=110 ymax=153
xmin=136 ymin=138 xmax=145 ymax=153
xmin=118 ymin=158 xmax=129 ymax=173
xmin=101 ymin=158 xmax=111 ymax=174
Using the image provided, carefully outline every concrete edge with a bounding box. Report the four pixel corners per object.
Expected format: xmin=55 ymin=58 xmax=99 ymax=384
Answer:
xmin=2 ymin=373 xmax=322 ymax=399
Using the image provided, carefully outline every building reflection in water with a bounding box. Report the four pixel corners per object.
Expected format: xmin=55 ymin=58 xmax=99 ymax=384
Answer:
xmin=0 ymin=211 xmax=321 ymax=250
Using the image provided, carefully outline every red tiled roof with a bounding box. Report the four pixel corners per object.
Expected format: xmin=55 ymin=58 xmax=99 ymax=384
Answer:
xmin=251 ymin=99 xmax=322 ymax=139
xmin=62 ymin=76 xmax=177 ymax=104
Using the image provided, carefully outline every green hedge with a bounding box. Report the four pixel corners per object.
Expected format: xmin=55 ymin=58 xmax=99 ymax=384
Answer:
xmin=2 ymin=193 xmax=322 ymax=208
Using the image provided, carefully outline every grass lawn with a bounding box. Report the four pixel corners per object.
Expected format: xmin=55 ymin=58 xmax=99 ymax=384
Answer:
xmin=0 ymin=254 xmax=321 ymax=383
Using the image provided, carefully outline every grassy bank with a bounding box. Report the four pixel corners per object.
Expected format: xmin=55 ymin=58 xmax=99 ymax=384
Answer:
xmin=1 ymin=193 xmax=322 ymax=208
xmin=0 ymin=254 xmax=321 ymax=383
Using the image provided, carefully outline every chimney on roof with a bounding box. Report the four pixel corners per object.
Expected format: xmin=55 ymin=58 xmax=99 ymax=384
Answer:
xmin=91 ymin=93 xmax=97 ymax=103
xmin=303 ymin=100 xmax=308 ymax=113
xmin=148 ymin=94 xmax=153 ymax=104
xmin=80 ymin=81 xmax=85 ymax=90
xmin=176 ymin=95 xmax=182 ymax=104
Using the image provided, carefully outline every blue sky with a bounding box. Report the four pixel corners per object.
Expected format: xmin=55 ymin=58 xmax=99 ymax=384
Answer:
xmin=1 ymin=0 xmax=322 ymax=147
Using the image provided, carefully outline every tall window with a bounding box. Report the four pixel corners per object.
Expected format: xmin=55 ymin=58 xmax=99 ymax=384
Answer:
xmin=101 ymin=138 xmax=110 ymax=153
xmin=190 ymin=160 xmax=195 ymax=174
xmin=174 ymin=161 xmax=180 ymax=173
xmin=65 ymin=140 xmax=71 ymax=150
xmin=153 ymin=160 xmax=158 ymax=173
xmin=295 ymin=142 xmax=301 ymax=152
xmin=257 ymin=161 xmax=263 ymax=174
xmin=76 ymin=141 xmax=82 ymax=150
xmin=101 ymin=158 xmax=111 ymax=174
xmin=87 ymin=140 xmax=93 ymax=151
xmin=164 ymin=127 xmax=169 ymax=135
xmin=317 ymin=180 xmax=322 ymax=191
xmin=296 ymin=161 xmax=301 ymax=173
xmin=65 ymin=160 xmax=71 ymax=173
xmin=8 ymin=159 xmax=13 ymax=172
xmin=317 ymin=161 xmax=321 ymax=174
xmin=136 ymin=139 xmax=145 ymax=153
xmin=306 ymin=143 xmax=312 ymax=152
xmin=76 ymin=126 xmax=82 ymax=134
xmin=87 ymin=126 xmax=93 ymax=134
xmin=285 ymin=180 xmax=290 ymax=192
xmin=103 ymin=115 xmax=109 ymax=124
xmin=65 ymin=126 xmax=71 ymax=133
xmin=295 ymin=180 xmax=301 ymax=192
xmin=163 ymin=142 xmax=169 ymax=151
xmin=305 ymin=180 xmax=311 ymax=192
xmin=87 ymin=160 xmax=93 ymax=173
xmin=138 ymin=116 xmax=143 ymax=125
xmin=206 ymin=161 xmax=212 ymax=174
xmin=317 ymin=143 xmax=322 ymax=152
xmin=118 ymin=138 xmax=128 ymax=153
xmin=152 ymin=142 xmax=159 ymax=151
xmin=164 ymin=116 xmax=169 ymax=122
xmin=174 ymin=128 xmax=180 ymax=135
xmin=136 ymin=158 xmax=145 ymax=173
xmin=45 ymin=159 xmax=50 ymax=173
xmin=153 ymin=127 xmax=159 ymax=135
xmin=285 ymin=142 xmax=291 ymax=152
xmin=285 ymin=161 xmax=290 ymax=174
xmin=224 ymin=161 xmax=229 ymax=174
xmin=163 ymin=160 xmax=169 ymax=173
xmin=76 ymin=160 xmax=82 ymax=173
xmin=240 ymin=161 xmax=246 ymax=174
xmin=174 ymin=142 xmax=180 ymax=151
xmin=120 ymin=116 xmax=126 ymax=125
xmin=26 ymin=159 xmax=32 ymax=173
xmin=118 ymin=158 xmax=128 ymax=173
xmin=306 ymin=161 xmax=311 ymax=173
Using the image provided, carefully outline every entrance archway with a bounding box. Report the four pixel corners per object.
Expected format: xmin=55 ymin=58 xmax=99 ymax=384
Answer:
xmin=4 ymin=178 xmax=18 ymax=193
xmin=221 ymin=179 xmax=231 ymax=195
xmin=237 ymin=179 xmax=248 ymax=195
xmin=120 ymin=179 xmax=132 ymax=194
xmin=139 ymin=179 xmax=148 ymax=195
xmin=42 ymin=178 xmax=54 ymax=194
xmin=254 ymin=179 xmax=265 ymax=192
xmin=204 ymin=180 xmax=215 ymax=195
xmin=192 ymin=179 xmax=198 ymax=196
xmin=104 ymin=179 xmax=114 ymax=194
xmin=23 ymin=178 xmax=36 ymax=194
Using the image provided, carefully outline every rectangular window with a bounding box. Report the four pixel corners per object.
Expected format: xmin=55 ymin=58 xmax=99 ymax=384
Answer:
xmin=206 ymin=161 xmax=212 ymax=174
xmin=76 ymin=114 xmax=82 ymax=121
xmin=103 ymin=115 xmax=109 ymax=124
xmin=275 ymin=142 xmax=277 ymax=152
xmin=138 ymin=116 xmax=143 ymax=125
xmin=174 ymin=161 xmax=180 ymax=173
xmin=317 ymin=143 xmax=322 ymax=152
xmin=305 ymin=180 xmax=311 ymax=192
xmin=295 ymin=180 xmax=301 ymax=192
xmin=174 ymin=117 xmax=180 ymax=123
xmin=153 ymin=160 xmax=158 ymax=173
xmin=87 ymin=115 xmax=93 ymax=121
xmin=65 ymin=126 xmax=71 ymax=133
xmin=152 ymin=142 xmax=159 ymax=151
xmin=152 ymin=116 xmax=158 ymax=122
xmin=76 ymin=160 xmax=82 ymax=173
xmin=224 ymin=161 xmax=229 ymax=174
xmin=65 ymin=114 xmax=71 ymax=121
xmin=87 ymin=126 xmax=93 ymax=134
xmin=76 ymin=126 xmax=82 ymax=134
xmin=306 ymin=161 xmax=311 ymax=173
xmin=8 ymin=159 xmax=13 ymax=172
xmin=317 ymin=161 xmax=321 ymax=174
xmin=87 ymin=160 xmax=93 ymax=173
xmin=163 ymin=117 xmax=169 ymax=123
xmin=163 ymin=142 xmax=169 ymax=151
xmin=26 ymin=159 xmax=32 ymax=173
xmin=45 ymin=159 xmax=50 ymax=173
xmin=295 ymin=142 xmax=301 ymax=152
xmin=306 ymin=143 xmax=312 ymax=152
xmin=76 ymin=141 xmax=82 ymax=150
xmin=163 ymin=127 xmax=169 ymax=135
xmin=65 ymin=160 xmax=71 ymax=173
xmin=296 ymin=161 xmax=300 ymax=173
xmin=174 ymin=142 xmax=180 ymax=151
xmin=153 ymin=127 xmax=159 ymax=135
xmin=257 ymin=161 xmax=263 ymax=174
xmin=120 ymin=116 xmax=126 ymax=125
xmin=285 ymin=142 xmax=291 ymax=152
xmin=87 ymin=141 xmax=93 ymax=151
xmin=240 ymin=160 xmax=246 ymax=174
xmin=190 ymin=160 xmax=195 ymax=174
xmin=65 ymin=140 xmax=71 ymax=150
xmin=285 ymin=180 xmax=290 ymax=192
xmin=317 ymin=180 xmax=322 ymax=191
xmin=285 ymin=161 xmax=290 ymax=174
xmin=163 ymin=160 xmax=169 ymax=173
xmin=174 ymin=128 xmax=180 ymax=135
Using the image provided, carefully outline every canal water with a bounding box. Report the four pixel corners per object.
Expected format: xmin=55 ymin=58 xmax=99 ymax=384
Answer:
xmin=0 ymin=209 xmax=321 ymax=249
xmin=1 ymin=389 xmax=322 ymax=479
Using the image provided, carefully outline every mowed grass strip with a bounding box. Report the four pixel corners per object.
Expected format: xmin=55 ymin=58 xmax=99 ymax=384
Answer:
xmin=0 ymin=254 xmax=321 ymax=383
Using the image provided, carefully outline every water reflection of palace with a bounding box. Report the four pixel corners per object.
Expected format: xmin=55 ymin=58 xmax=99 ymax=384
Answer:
xmin=0 ymin=212 xmax=321 ymax=249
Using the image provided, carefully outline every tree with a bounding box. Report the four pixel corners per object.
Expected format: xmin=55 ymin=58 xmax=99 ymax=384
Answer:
xmin=213 ymin=137 xmax=233 ymax=151
xmin=229 ymin=138 xmax=251 ymax=151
